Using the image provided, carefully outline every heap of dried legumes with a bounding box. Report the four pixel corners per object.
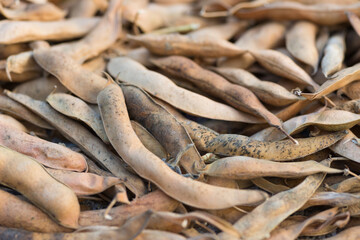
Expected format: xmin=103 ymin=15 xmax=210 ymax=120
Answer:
xmin=1 ymin=0 xmax=360 ymax=239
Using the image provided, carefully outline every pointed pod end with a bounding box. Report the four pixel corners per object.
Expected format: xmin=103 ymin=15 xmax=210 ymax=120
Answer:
xmin=5 ymin=60 xmax=13 ymax=82
xmin=277 ymin=126 xmax=298 ymax=145
xmin=3 ymin=89 xmax=10 ymax=96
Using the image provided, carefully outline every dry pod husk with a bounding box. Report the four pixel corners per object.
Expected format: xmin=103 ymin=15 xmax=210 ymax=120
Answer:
xmin=321 ymin=32 xmax=346 ymax=77
xmin=269 ymin=207 xmax=349 ymax=240
xmin=302 ymin=63 xmax=360 ymax=100
xmin=46 ymin=93 xmax=109 ymax=143
xmin=151 ymin=56 xmax=286 ymax=133
xmin=45 ymin=168 xmax=123 ymax=196
xmin=13 ymin=76 xmax=68 ymax=101
xmin=127 ymin=34 xmax=246 ymax=58
xmin=4 ymin=90 xmax=146 ymax=196
xmin=0 ymin=189 xmax=69 ymax=233
xmin=4 ymin=0 xmax=122 ymax=77
xmin=0 ymin=2 xmax=66 ymax=21
xmin=220 ymin=159 xmax=331 ymax=240
xmin=33 ymin=49 xmax=107 ymax=104
xmin=218 ymin=21 xmax=286 ymax=69
xmin=131 ymin=121 xmax=168 ymax=160
xmin=68 ymin=0 xmax=108 ymax=18
xmin=249 ymin=49 xmax=319 ymax=91
xmin=0 ymin=123 xmax=87 ymax=171
xmin=0 ymin=145 xmax=80 ymax=228
xmin=330 ymin=130 xmax=360 ymax=163
xmin=98 ymin=83 xmax=269 ymax=209
xmin=79 ymin=190 xmax=179 ymax=227
xmin=0 ymin=114 xmax=27 ymax=132
xmin=120 ymin=83 xmax=203 ymax=174
xmin=231 ymin=2 xmax=360 ymax=25
xmin=0 ymin=94 xmax=53 ymax=129
xmin=187 ymin=21 xmax=248 ymax=40
xmin=1 ymin=1 xmax=360 ymax=238
xmin=0 ymin=18 xmax=99 ymax=44
xmin=0 ymin=210 xmax=153 ymax=240
xmin=286 ymin=21 xmax=319 ymax=72
xmin=107 ymin=57 xmax=263 ymax=123
xmin=252 ymin=109 xmax=360 ymax=142
xmin=212 ymin=67 xmax=303 ymax=107
xmin=200 ymin=156 xmax=343 ymax=179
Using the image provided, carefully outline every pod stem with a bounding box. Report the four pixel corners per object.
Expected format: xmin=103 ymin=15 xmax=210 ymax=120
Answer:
xmin=104 ymin=196 xmax=117 ymax=220
xmin=278 ymin=127 xmax=299 ymax=145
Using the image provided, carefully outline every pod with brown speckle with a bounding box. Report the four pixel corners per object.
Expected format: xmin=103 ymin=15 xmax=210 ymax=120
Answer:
xmin=98 ymin=83 xmax=268 ymax=209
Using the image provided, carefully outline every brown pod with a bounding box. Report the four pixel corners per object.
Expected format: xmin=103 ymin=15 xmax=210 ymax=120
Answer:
xmin=0 ymin=210 xmax=153 ymax=240
xmin=231 ymin=1 xmax=360 ymax=25
xmin=348 ymin=11 xmax=360 ymax=37
xmin=0 ymin=59 xmax=41 ymax=82
xmin=0 ymin=123 xmax=87 ymax=171
xmin=4 ymin=0 xmax=122 ymax=77
xmin=47 ymin=93 xmax=109 ymax=143
xmin=249 ymin=49 xmax=319 ymax=91
xmin=218 ymin=21 xmax=286 ymax=69
xmin=13 ymin=76 xmax=68 ymax=101
xmin=0 ymin=94 xmax=53 ymax=129
xmin=338 ymin=80 xmax=360 ymax=100
xmin=0 ymin=145 xmax=80 ymax=228
xmin=213 ymin=67 xmax=303 ymax=107
xmin=302 ymin=63 xmax=360 ymax=100
xmin=131 ymin=121 xmax=168 ymax=160
xmin=135 ymin=230 xmax=186 ymax=240
xmin=120 ymin=84 xmax=202 ymax=174
xmin=201 ymin=156 xmax=342 ymax=180
xmin=269 ymin=208 xmax=347 ymax=240
xmin=54 ymin=0 xmax=123 ymax=64
xmin=0 ymin=2 xmax=66 ymax=21
xmin=334 ymin=99 xmax=360 ymax=114
xmin=33 ymin=49 xmax=107 ymax=104
xmin=0 ymin=114 xmax=27 ymax=132
xmin=107 ymin=57 xmax=263 ymax=123
xmin=46 ymin=168 xmax=122 ymax=196
xmin=98 ymin=83 xmax=268 ymax=210
xmin=0 ymin=189 xmax=69 ymax=233
xmin=80 ymin=190 xmax=179 ymax=227
xmin=4 ymin=90 xmax=146 ymax=197
xmin=127 ymin=34 xmax=245 ymax=57
xmin=220 ymin=159 xmax=330 ymax=240
xmin=5 ymin=51 xmax=41 ymax=77
xmin=321 ymin=32 xmax=346 ymax=77
xmin=252 ymin=109 xmax=360 ymax=142
xmin=0 ymin=42 xmax=29 ymax=59
xmin=196 ymin=131 xmax=346 ymax=161
xmin=187 ymin=21 xmax=248 ymax=40
xmin=0 ymin=17 xmax=99 ymax=44
xmin=174 ymin=113 xmax=346 ymax=161
xmin=151 ymin=56 xmax=295 ymax=143
xmin=286 ymin=21 xmax=318 ymax=72
xmin=330 ymin=130 xmax=360 ymax=163
xmin=68 ymin=0 xmax=108 ymax=18
xmin=124 ymin=3 xmax=193 ymax=33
